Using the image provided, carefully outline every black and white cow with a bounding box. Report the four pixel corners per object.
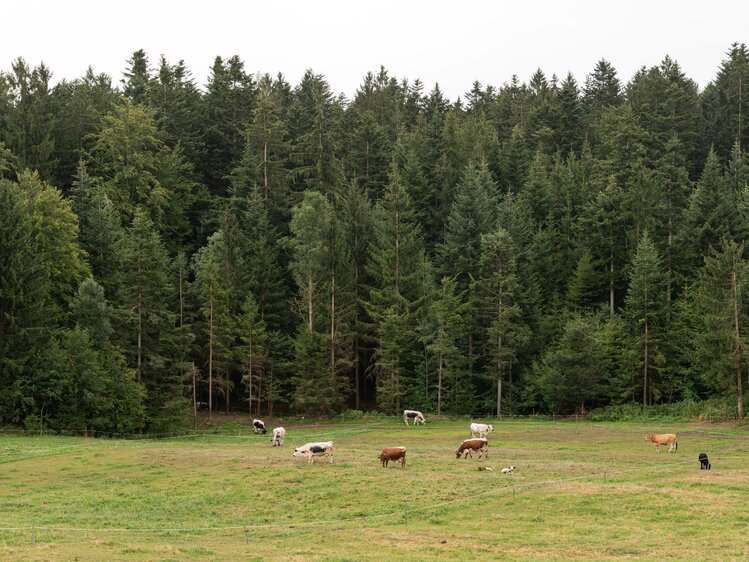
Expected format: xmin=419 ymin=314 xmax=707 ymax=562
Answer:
xmin=293 ymin=441 xmax=334 ymax=464
xmin=252 ymin=419 xmax=267 ymax=434
xmin=403 ymin=410 xmax=426 ymax=426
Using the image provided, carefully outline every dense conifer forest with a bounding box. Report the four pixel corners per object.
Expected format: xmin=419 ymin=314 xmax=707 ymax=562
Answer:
xmin=1 ymin=44 xmax=749 ymax=431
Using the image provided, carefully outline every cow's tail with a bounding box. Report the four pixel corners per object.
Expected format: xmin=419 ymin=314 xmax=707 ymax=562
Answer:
xmin=675 ymin=439 xmax=678 ymax=451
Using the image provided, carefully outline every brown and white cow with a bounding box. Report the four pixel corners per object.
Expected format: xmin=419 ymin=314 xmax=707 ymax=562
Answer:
xmin=456 ymin=438 xmax=488 ymax=459
xmin=645 ymin=433 xmax=678 ymax=452
xmin=378 ymin=446 xmax=407 ymax=468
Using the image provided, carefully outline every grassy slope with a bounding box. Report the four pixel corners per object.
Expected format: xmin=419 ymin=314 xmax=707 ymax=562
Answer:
xmin=0 ymin=420 xmax=748 ymax=561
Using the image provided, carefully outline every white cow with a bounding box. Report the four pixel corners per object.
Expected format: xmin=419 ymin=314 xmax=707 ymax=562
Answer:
xmin=470 ymin=422 xmax=494 ymax=438
xmin=293 ymin=441 xmax=334 ymax=464
xmin=271 ymin=427 xmax=286 ymax=446
xmin=403 ymin=410 xmax=426 ymax=426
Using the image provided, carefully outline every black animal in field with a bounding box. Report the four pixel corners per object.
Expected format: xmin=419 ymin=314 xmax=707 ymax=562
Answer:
xmin=698 ymin=452 xmax=711 ymax=470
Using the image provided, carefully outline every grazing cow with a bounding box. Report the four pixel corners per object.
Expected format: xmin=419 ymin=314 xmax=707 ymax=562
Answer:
xmin=403 ymin=410 xmax=426 ymax=426
xmin=378 ymin=446 xmax=407 ymax=468
xmin=501 ymin=466 xmax=515 ymax=474
xmin=455 ymin=438 xmax=488 ymax=459
xmin=252 ymin=419 xmax=268 ymax=434
xmin=645 ymin=433 xmax=678 ymax=452
xmin=271 ymin=427 xmax=286 ymax=447
xmin=470 ymin=423 xmax=494 ymax=438
xmin=293 ymin=441 xmax=334 ymax=464
xmin=699 ymin=452 xmax=711 ymax=470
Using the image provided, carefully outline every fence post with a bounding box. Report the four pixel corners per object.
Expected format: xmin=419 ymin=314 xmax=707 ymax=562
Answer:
xmin=244 ymin=525 xmax=249 ymax=545
xmin=603 ymin=466 xmax=607 ymax=484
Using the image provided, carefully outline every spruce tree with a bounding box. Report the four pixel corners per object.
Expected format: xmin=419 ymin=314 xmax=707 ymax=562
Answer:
xmin=624 ymin=233 xmax=668 ymax=405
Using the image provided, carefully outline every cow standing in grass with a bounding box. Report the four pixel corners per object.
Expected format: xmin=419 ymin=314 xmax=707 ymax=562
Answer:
xmin=271 ymin=427 xmax=285 ymax=446
xmin=456 ymin=438 xmax=488 ymax=459
xmin=470 ymin=423 xmax=494 ymax=438
xmin=645 ymin=433 xmax=678 ymax=452
xmin=403 ymin=410 xmax=426 ymax=425
xmin=378 ymin=447 xmax=407 ymax=468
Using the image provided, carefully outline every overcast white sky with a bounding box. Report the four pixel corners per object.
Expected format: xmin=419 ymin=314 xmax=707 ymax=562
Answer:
xmin=3 ymin=0 xmax=747 ymax=99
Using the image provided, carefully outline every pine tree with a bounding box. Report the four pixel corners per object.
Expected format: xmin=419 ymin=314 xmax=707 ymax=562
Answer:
xmin=424 ymin=277 xmax=468 ymax=414
xmin=71 ymin=161 xmax=125 ymax=298
xmin=535 ymin=316 xmax=609 ymax=414
xmin=473 ymin=228 xmax=529 ymax=416
xmin=0 ymin=179 xmax=48 ymax=424
xmin=202 ymin=55 xmax=257 ymax=195
xmin=338 ymin=180 xmax=373 ymax=408
xmin=122 ymin=49 xmax=151 ymax=105
xmin=120 ymin=210 xmax=183 ymax=428
xmin=192 ymin=231 xmax=233 ymax=421
xmin=1 ymin=59 xmax=57 ymax=181
xmin=703 ymin=43 xmax=749 ymax=157
xmin=582 ymin=59 xmax=623 ymax=144
xmin=366 ymin=165 xmax=428 ymax=410
xmin=693 ymin=238 xmax=749 ymax=416
xmin=245 ymin=74 xmax=290 ymax=228
xmin=235 ymin=294 xmax=268 ymax=416
xmin=624 ymin=233 xmax=668 ymax=405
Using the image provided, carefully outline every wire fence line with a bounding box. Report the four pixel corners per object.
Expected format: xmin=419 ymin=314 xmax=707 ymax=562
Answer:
xmin=0 ymin=455 xmax=743 ymax=539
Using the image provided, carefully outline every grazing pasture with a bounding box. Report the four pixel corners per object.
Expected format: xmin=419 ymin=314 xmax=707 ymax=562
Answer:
xmin=0 ymin=419 xmax=748 ymax=560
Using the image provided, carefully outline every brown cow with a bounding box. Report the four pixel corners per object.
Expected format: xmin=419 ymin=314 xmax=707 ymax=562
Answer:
xmin=378 ymin=446 xmax=407 ymax=468
xmin=456 ymin=438 xmax=488 ymax=459
xmin=646 ymin=433 xmax=678 ymax=452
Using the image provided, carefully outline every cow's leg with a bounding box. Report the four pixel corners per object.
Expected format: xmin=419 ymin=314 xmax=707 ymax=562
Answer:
xmin=404 ymin=417 xmax=409 ymax=426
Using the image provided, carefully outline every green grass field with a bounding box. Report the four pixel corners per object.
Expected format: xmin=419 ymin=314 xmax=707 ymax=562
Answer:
xmin=1 ymin=419 xmax=748 ymax=561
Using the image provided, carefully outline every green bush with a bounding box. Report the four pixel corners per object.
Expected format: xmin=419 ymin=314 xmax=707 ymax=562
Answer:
xmin=589 ymin=399 xmax=740 ymax=422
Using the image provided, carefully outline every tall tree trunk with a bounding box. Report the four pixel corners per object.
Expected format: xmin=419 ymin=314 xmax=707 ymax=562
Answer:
xmin=355 ymin=341 xmax=361 ymax=410
xmin=330 ymin=265 xmax=336 ymax=377
xmin=497 ymin=378 xmax=502 ymax=419
xmin=208 ymin=297 xmax=213 ymax=423
xmin=307 ymin=272 xmax=314 ymax=333
xmin=247 ymin=337 xmax=260 ymax=417
xmin=732 ymin=269 xmax=744 ymax=416
xmin=437 ymin=352 xmax=443 ymax=416
xmin=192 ymin=362 xmax=197 ymax=429
xmin=609 ymin=250 xmax=615 ymax=316
xmin=136 ymin=247 xmax=143 ymax=383
xmin=667 ymin=203 xmax=673 ymax=304
xmin=643 ymin=320 xmax=649 ymax=406
xmin=263 ymin=141 xmax=269 ymax=202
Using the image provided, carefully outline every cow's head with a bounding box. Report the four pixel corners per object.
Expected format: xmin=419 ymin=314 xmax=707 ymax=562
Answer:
xmin=455 ymin=449 xmax=462 ymax=459
xmin=293 ymin=448 xmax=303 ymax=457
xmin=487 ymin=425 xmax=494 ymax=432
xmin=645 ymin=434 xmax=654 ymax=442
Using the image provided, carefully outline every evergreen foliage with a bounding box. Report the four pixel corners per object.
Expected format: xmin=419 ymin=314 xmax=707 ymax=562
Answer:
xmin=2 ymin=46 xmax=749 ymax=427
